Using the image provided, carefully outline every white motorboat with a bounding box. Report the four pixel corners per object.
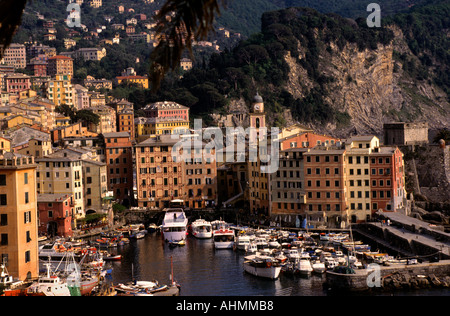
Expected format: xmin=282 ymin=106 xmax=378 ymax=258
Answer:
xmin=243 ymin=255 xmax=282 ymax=280
xmin=297 ymin=258 xmax=313 ymax=276
xmin=311 ymin=261 xmax=326 ymax=274
xmin=213 ymin=228 xmax=235 ymax=249
xmin=254 ymin=237 xmax=269 ymax=250
xmin=284 ymin=248 xmax=301 ymax=261
xmin=268 ymin=240 xmax=281 ymax=249
xmin=235 ymin=235 xmax=251 ymax=251
xmin=161 ymin=208 xmax=188 ymax=242
xmin=191 ymin=219 xmax=212 ymax=239
xmin=245 ymin=242 xmax=258 ymax=253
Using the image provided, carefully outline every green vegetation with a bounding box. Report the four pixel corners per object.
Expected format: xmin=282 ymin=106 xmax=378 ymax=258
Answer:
xmin=386 ymin=2 xmax=450 ymax=100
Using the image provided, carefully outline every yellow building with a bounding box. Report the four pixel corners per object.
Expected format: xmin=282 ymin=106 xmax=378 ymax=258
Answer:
xmin=115 ymin=75 xmax=149 ymax=89
xmin=0 ymin=137 xmax=11 ymax=153
xmin=134 ymin=117 xmax=190 ymax=142
xmin=36 ymin=154 xmax=85 ymax=222
xmin=343 ymin=135 xmax=380 ymax=223
xmin=45 ymin=74 xmax=74 ymax=107
xmin=0 ymin=153 xmax=39 ymax=281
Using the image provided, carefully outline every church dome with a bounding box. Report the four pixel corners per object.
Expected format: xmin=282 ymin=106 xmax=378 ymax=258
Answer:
xmin=253 ymin=92 xmax=263 ymax=103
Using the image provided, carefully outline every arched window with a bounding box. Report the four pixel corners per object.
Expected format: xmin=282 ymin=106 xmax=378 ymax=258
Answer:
xmin=256 ymin=118 xmax=260 ymax=129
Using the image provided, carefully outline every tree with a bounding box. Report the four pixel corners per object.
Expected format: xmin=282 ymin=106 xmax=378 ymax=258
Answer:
xmin=75 ymin=110 xmax=100 ymax=126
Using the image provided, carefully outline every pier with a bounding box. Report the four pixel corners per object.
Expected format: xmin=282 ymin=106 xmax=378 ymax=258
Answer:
xmin=354 ymin=212 xmax=450 ymax=261
xmin=326 ymin=260 xmax=450 ymax=292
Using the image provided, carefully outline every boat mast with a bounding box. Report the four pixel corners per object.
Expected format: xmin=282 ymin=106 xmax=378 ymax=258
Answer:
xmin=170 ymin=256 xmax=174 ymax=286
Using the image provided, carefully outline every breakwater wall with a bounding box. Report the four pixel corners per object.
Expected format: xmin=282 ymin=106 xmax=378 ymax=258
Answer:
xmin=326 ymin=260 xmax=450 ymax=292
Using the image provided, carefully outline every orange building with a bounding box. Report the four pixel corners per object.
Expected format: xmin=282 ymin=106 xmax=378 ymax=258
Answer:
xmin=117 ymin=108 xmax=135 ymax=140
xmin=103 ymin=132 xmax=134 ymax=206
xmin=280 ymin=132 xmax=340 ymax=150
xmin=135 ymin=135 xmax=183 ymax=209
xmin=303 ymin=147 xmax=347 ymax=228
xmin=0 ymin=153 xmax=38 ymax=281
xmin=47 ymin=55 xmax=74 ymax=77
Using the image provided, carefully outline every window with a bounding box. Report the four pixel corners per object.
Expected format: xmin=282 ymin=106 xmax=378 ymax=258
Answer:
xmin=0 ymin=214 xmax=7 ymax=226
xmin=0 ymin=175 xmax=6 ymax=186
xmin=0 ymin=194 xmax=7 ymax=206
xmin=25 ymin=192 xmax=29 ymax=204
xmin=1 ymin=234 xmax=8 ymax=245
xmin=24 ymin=173 xmax=28 ymax=184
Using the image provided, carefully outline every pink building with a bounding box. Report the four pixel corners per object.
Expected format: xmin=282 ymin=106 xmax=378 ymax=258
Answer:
xmin=143 ymin=101 xmax=189 ymax=121
xmin=37 ymin=193 xmax=73 ymax=238
xmin=5 ymin=73 xmax=31 ymax=93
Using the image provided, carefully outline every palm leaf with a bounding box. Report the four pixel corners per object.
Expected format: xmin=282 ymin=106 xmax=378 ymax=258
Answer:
xmin=0 ymin=0 xmax=28 ymax=58
xmin=149 ymin=0 xmax=226 ymax=91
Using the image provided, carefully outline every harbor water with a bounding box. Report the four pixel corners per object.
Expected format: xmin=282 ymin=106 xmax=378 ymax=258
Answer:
xmin=107 ymin=233 xmax=327 ymax=296
xmin=104 ymin=232 xmax=449 ymax=296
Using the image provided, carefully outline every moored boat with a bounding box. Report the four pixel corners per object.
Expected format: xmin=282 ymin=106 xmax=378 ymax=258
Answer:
xmin=243 ymin=255 xmax=282 ymax=280
xmin=213 ymin=228 xmax=235 ymax=249
xmin=191 ymin=219 xmax=212 ymax=239
xmin=161 ymin=208 xmax=188 ymax=242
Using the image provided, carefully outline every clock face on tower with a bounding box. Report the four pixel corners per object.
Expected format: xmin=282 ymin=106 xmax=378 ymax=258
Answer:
xmin=254 ymin=104 xmax=260 ymax=111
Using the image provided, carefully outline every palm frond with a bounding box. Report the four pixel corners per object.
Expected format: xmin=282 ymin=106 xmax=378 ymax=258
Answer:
xmin=149 ymin=0 xmax=226 ymax=92
xmin=0 ymin=0 xmax=28 ymax=58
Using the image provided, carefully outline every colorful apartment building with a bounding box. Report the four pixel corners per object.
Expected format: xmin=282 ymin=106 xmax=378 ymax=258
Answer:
xmin=35 ymin=154 xmax=85 ymax=222
xmin=270 ymin=148 xmax=307 ymax=218
xmin=303 ymin=147 xmax=348 ymax=228
xmin=37 ymin=193 xmax=73 ymax=238
xmin=135 ymin=135 xmax=217 ymax=210
xmin=45 ymin=74 xmax=74 ymax=106
xmin=103 ymin=132 xmax=134 ymax=206
xmin=143 ymin=101 xmax=189 ymax=120
xmin=280 ymin=132 xmax=341 ymax=150
xmin=1 ymin=44 xmax=26 ymax=69
xmin=115 ymin=75 xmax=148 ymax=89
xmin=5 ymin=74 xmax=31 ymax=94
xmin=117 ymin=109 xmax=135 ymax=140
xmin=47 ymin=55 xmax=73 ymax=77
xmin=135 ymin=135 xmax=183 ymax=209
xmin=0 ymin=153 xmax=39 ymax=281
xmin=369 ymin=146 xmax=406 ymax=214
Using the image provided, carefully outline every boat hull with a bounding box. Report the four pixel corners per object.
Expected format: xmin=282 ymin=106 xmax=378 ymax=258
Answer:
xmin=243 ymin=262 xmax=281 ymax=280
xmin=214 ymin=241 xmax=234 ymax=249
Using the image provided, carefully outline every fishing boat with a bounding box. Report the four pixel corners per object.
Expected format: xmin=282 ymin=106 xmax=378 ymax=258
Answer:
xmin=161 ymin=208 xmax=188 ymax=242
xmin=191 ymin=219 xmax=212 ymax=239
xmin=213 ymin=228 xmax=235 ymax=249
xmin=27 ymin=263 xmax=72 ymax=296
xmin=243 ymin=255 xmax=282 ymax=280
xmin=0 ymin=264 xmax=24 ymax=292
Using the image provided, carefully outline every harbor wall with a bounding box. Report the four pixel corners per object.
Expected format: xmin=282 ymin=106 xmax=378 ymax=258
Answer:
xmin=326 ymin=260 xmax=450 ymax=292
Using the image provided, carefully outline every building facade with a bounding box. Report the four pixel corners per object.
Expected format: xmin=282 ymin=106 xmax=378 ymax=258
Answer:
xmin=37 ymin=193 xmax=73 ymax=238
xmin=0 ymin=153 xmax=39 ymax=281
xmin=103 ymin=132 xmax=134 ymax=206
xmin=47 ymin=55 xmax=74 ymax=77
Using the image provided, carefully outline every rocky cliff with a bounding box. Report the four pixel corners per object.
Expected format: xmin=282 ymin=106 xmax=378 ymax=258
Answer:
xmin=281 ymin=24 xmax=449 ymax=137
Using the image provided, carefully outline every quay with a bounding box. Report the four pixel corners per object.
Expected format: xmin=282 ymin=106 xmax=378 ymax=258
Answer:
xmin=327 ymin=211 xmax=450 ymax=292
xmin=326 ymin=259 xmax=450 ymax=292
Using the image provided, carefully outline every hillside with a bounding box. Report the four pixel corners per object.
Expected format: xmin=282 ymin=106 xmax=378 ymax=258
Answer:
xmin=217 ymin=0 xmax=436 ymax=37
xmin=153 ymin=3 xmax=449 ymax=137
